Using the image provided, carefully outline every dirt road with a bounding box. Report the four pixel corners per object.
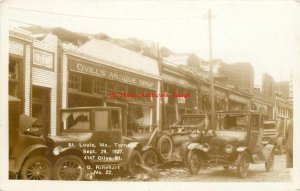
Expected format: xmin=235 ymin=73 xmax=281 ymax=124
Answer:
xmin=158 ymin=154 xmax=291 ymax=182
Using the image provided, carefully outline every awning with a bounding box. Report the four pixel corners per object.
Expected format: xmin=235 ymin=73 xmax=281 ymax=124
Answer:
xmin=162 ymin=73 xmax=197 ymax=89
xmin=252 ymin=103 xmax=268 ymax=114
xmin=228 ymin=94 xmax=250 ymax=105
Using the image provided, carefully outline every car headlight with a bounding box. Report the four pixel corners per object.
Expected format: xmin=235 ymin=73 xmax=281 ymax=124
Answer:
xmin=225 ymin=144 xmax=233 ymax=153
xmin=53 ymin=146 xmax=63 ymax=156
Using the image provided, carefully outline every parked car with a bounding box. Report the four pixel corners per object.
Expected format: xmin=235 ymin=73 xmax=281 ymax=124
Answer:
xmin=47 ymin=107 xmax=151 ymax=180
xmin=185 ymin=111 xmax=275 ymax=178
xmin=130 ymin=114 xmax=210 ymax=168
xmin=9 ymin=96 xmax=51 ymax=180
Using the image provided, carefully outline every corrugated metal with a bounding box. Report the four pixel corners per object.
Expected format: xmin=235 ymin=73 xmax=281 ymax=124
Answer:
xmin=24 ymin=45 xmax=31 ymax=115
xmin=32 ymin=34 xmax=58 ymax=136
xmin=77 ymin=39 xmax=160 ymax=77
xmin=9 ymin=41 xmax=23 ymax=56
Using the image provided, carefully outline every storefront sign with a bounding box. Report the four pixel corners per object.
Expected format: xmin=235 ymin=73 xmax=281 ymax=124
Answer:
xmin=69 ymin=61 xmax=158 ymax=90
xmin=33 ymin=50 xmax=53 ymax=69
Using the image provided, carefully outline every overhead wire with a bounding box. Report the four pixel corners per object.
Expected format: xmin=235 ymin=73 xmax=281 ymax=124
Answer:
xmin=10 ymin=6 xmax=209 ymax=21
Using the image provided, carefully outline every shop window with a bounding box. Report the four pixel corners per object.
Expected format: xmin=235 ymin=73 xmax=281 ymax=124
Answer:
xmin=93 ymin=79 xmax=106 ymax=94
xmin=81 ymin=75 xmax=93 ymax=93
xmin=177 ymin=88 xmax=186 ymax=106
xmin=128 ymin=85 xmax=136 ymax=94
xmin=68 ymin=72 xmax=80 ymax=90
xmin=9 ymin=59 xmax=18 ymax=80
xmin=9 ymin=59 xmax=20 ymax=97
xmin=186 ymin=90 xmax=194 ymax=108
xmin=107 ymin=81 xmax=115 ymax=94
xmin=165 ymin=83 xmax=176 ymax=105
xmin=143 ymin=89 xmax=152 ymax=103
xmin=115 ymin=83 xmax=127 ymax=94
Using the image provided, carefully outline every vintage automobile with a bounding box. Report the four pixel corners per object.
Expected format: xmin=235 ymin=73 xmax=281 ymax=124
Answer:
xmin=47 ymin=107 xmax=150 ymax=180
xmin=262 ymin=119 xmax=285 ymax=154
xmin=9 ymin=96 xmax=52 ymax=180
xmin=130 ymin=114 xmax=210 ymax=167
xmin=185 ymin=111 xmax=275 ymax=178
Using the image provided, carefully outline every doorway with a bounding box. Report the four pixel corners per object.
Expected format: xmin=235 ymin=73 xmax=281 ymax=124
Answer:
xmin=32 ymin=86 xmax=51 ymax=137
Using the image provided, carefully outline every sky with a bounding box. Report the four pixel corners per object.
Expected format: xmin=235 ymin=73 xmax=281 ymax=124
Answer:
xmin=6 ymin=0 xmax=300 ymax=86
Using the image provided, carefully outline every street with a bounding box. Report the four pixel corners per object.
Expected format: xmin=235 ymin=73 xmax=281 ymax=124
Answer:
xmin=157 ymin=154 xmax=291 ymax=182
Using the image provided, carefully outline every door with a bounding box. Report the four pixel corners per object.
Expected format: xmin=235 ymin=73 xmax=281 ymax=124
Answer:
xmin=248 ymin=114 xmax=263 ymax=153
xmin=32 ymin=86 xmax=50 ymax=137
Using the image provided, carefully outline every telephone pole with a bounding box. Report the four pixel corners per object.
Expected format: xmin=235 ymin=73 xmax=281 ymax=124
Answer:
xmin=208 ymin=9 xmax=215 ymax=129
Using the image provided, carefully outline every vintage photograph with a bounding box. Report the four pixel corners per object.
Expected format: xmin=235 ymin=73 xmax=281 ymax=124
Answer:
xmin=1 ymin=0 xmax=299 ymax=190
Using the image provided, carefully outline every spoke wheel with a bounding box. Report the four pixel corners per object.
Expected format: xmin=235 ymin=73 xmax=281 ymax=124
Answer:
xmin=187 ymin=149 xmax=201 ymax=175
xmin=20 ymin=156 xmax=51 ymax=180
xmin=157 ymin=135 xmax=173 ymax=160
xmin=265 ymin=152 xmax=274 ymax=172
xmin=142 ymin=149 xmax=158 ymax=168
xmin=53 ymin=155 xmax=85 ymax=180
xmin=128 ymin=150 xmax=142 ymax=176
xmin=237 ymin=152 xmax=249 ymax=178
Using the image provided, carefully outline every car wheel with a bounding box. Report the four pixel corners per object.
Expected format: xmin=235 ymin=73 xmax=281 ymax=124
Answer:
xmin=187 ymin=149 xmax=201 ymax=175
xmin=223 ymin=165 xmax=230 ymax=170
xmin=128 ymin=150 xmax=142 ymax=176
xmin=237 ymin=152 xmax=249 ymax=178
xmin=142 ymin=149 xmax=158 ymax=168
xmin=265 ymin=151 xmax=274 ymax=172
xmin=53 ymin=155 xmax=85 ymax=180
xmin=20 ymin=156 xmax=51 ymax=180
xmin=157 ymin=135 xmax=173 ymax=160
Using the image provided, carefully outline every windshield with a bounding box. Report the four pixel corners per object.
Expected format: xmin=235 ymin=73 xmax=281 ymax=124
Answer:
xmin=217 ymin=113 xmax=249 ymax=131
xmin=61 ymin=111 xmax=90 ymax=131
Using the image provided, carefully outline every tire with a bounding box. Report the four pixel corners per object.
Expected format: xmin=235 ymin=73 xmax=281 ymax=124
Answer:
xmin=53 ymin=155 xmax=85 ymax=180
xmin=20 ymin=156 xmax=51 ymax=180
xmin=265 ymin=151 xmax=274 ymax=172
xmin=142 ymin=149 xmax=158 ymax=168
xmin=128 ymin=150 xmax=142 ymax=176
xmin=157 ymin=135 xmax=173 ymax=160
xmin=186 ymin=149 xmax=201 ymax=175
xmin=237 ymin=152 xmax=249 ymax=178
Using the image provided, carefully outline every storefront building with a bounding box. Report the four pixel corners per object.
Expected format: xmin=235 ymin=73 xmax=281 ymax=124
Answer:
xmin=9 ymin=28 xmax=32 ymax=115
xmin=161 ymin=63 xmax=198 ymax=129
xmin=251 ymin=93 xmax=274 ymax=119
xmin=58 ymin=39 xmax=161 ymax=135
xmin=9 ymin=28 xmax=58 ymax=137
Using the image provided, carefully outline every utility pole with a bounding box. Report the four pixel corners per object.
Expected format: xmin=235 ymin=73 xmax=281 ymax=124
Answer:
xmin=156 ymin=42 xmax=168 ymax=131
xmin=208 ymin=9 xmax=215 ymax=129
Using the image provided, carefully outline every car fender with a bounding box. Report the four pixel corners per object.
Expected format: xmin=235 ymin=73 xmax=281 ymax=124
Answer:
xmin=187 ymin=143 xmax=208 ymax=152
xmin=141 ymin=145 xmax=156 ymax=152
xmin=179 ymin=142 xmax=191 ymax=158
xmin=236 ymin=146 xmax=248 ymax=152
xmin=122 ymin=142 xmax=142 ymax=164
xmin=53 ymin=146 xmax=92 ymax=165
xmin=14 ymin=144 xmax=48 ymax=172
